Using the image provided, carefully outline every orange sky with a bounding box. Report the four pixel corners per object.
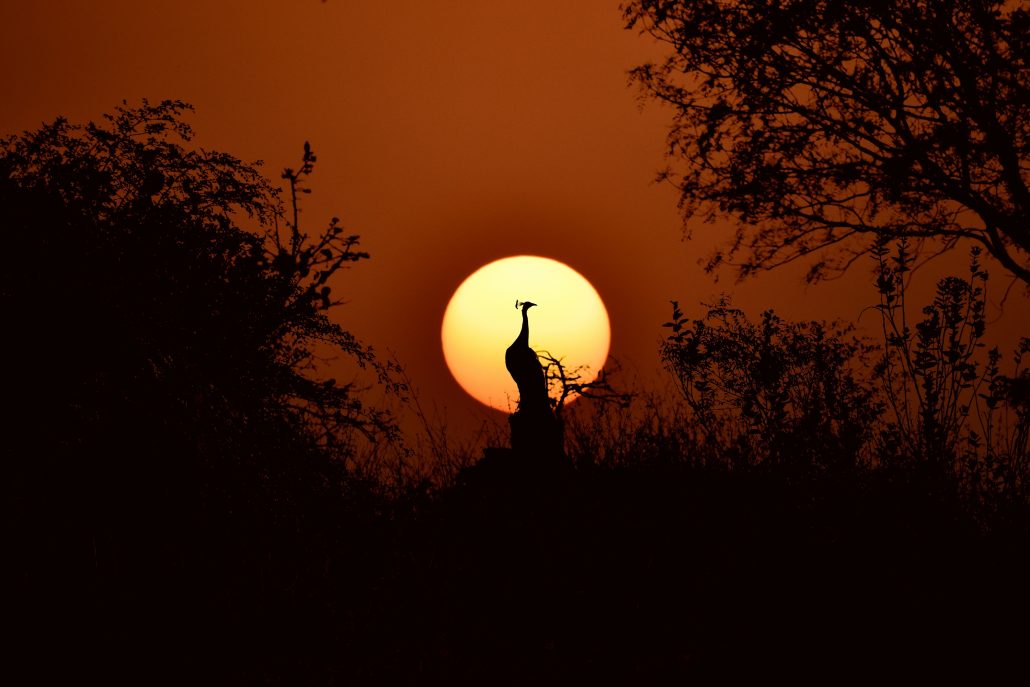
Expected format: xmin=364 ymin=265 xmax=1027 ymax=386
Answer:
xmin=3 ymin=0 xmax=1026 ymax=439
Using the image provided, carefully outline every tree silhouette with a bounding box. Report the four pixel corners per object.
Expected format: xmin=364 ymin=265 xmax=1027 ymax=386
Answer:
xmin=2 ymin=100 xmax=402 ymax=680
xmin=538 ymin=352 xmax=632 ymax=418
xmin=2 ymin=99 xmax=399 ymax=459
xmin=625 ymin=0 xmax=1030 ymax=283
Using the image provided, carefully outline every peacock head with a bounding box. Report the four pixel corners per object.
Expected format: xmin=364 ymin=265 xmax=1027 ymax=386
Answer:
xmin=515 ymin=300 xmax=538 ymax=311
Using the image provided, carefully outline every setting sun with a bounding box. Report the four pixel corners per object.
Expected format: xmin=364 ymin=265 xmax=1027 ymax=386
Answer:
xmin=441 ymin=255 xmax=611 ymax=412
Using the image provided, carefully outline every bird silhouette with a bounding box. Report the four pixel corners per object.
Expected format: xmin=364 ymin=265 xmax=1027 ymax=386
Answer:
xmin=505 ymin=300 xmax=548 ymax=411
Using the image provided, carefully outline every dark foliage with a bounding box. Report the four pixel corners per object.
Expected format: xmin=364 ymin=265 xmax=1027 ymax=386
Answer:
xmin=873 ymin=241 xmax=1030 ymax=499
xmin=6 ymin=101 xmax=1029 ymax=685
xmin=624 ymin=0 xmax=1030 ymax=283
xmin=662 ymin=298 xmax=882 ymax=469
xmin=657 ymin=243 xmax=1029 ymax=501
xmin=2 ymin=101 xmax=400 ymax=682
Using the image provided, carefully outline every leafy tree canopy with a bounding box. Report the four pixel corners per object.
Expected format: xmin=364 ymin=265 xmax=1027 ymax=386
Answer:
xmin=625 ymin=0 xmax=1030 ymax=284
xmin=1 ymin=99 xmax=401 ymax=511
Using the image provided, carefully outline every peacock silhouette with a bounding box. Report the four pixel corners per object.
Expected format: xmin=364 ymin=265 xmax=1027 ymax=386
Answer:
xmin=466 ymin=299 xmax=564 ymax=472
xmin=505 ymin=300 xmax=549 ymax=411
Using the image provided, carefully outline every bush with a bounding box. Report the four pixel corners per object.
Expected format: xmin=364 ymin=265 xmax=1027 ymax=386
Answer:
xmin=661 ymin=298 xmax=881 ymax=471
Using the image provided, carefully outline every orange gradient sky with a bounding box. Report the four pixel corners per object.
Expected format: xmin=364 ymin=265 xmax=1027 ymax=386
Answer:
xmin=2 ymin=1 xmax=1026 ymax=436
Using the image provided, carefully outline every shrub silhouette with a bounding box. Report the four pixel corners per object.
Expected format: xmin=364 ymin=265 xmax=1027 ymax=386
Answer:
xmin=873 ymin=240 xmax=1030 ymax=499
xmin=656 ymin=243 xmax=1029 ymax=500
xmin=661 ymin=298 xmax=882 ymax=470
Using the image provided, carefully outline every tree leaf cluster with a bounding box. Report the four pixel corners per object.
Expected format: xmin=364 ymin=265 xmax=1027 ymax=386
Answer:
xmin=1 ymin=100 xmax=400 ymax=465
xmin=625 ymin=0 xmax=1030 ymax=283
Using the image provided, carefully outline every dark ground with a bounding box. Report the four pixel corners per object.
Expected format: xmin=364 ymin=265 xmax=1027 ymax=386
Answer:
xmin=12 ymin=447 xmax=1030 ymax=685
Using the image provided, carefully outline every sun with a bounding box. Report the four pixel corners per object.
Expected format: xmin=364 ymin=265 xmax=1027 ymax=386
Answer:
xmin=441 ymin=255 xmax=611 ymax=412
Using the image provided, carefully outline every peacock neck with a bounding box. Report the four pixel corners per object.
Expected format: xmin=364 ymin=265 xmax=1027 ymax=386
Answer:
xmin=517 ymin=307 xmax=530 ymax=346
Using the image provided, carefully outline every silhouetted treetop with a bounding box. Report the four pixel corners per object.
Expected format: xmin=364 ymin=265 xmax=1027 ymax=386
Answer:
xmin=1 ymin=99 xmax=400 ymax=473
xmin=3 ymin=99 xmax=272 ymax=224
xmin=3 ymin=99 xmax=412 ymax=683
xmin=625 ymin=0 xmax=1030 ymax=284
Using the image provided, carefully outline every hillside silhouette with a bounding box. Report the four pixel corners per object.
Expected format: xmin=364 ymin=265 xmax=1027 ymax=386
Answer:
xmin=5 ymin=102 xmax=1030 ymax=685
